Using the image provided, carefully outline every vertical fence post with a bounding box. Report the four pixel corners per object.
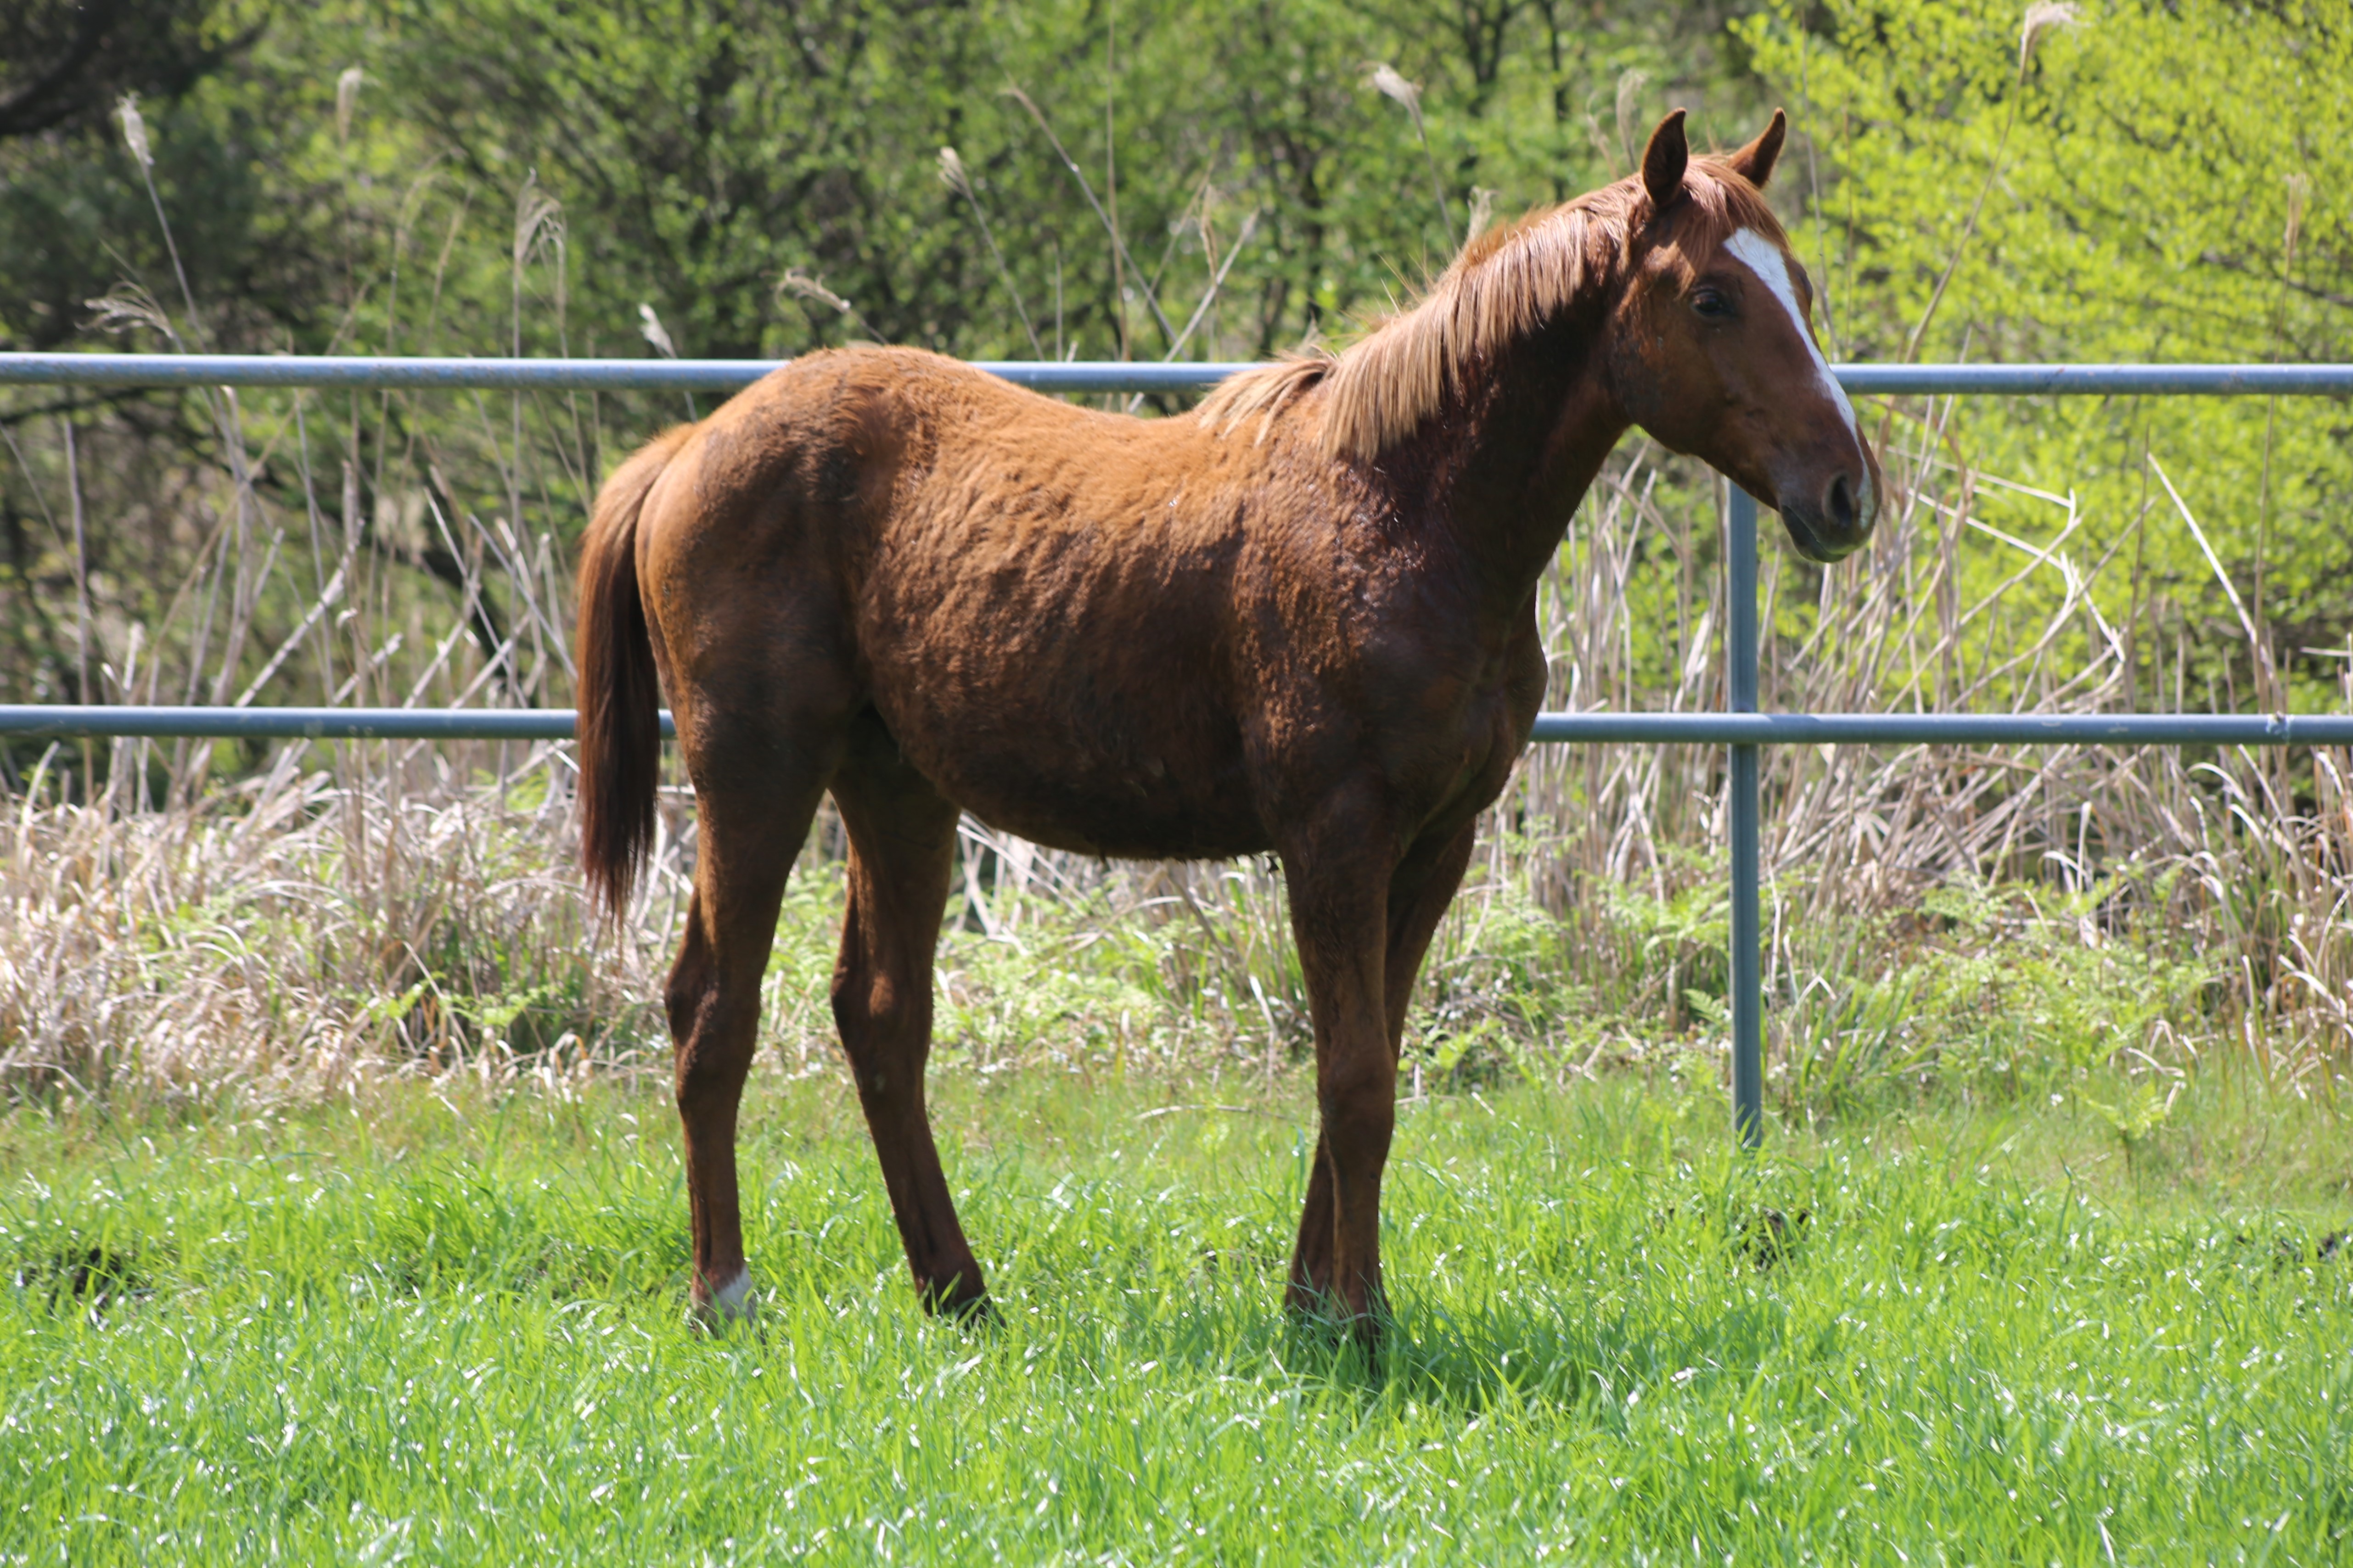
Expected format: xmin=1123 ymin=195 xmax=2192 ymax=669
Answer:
xmin=1727 ymin=486 xmax=1763 ymax=1150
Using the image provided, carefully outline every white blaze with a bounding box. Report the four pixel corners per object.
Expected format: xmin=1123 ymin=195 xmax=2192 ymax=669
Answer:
xmin=1723 ymin=229 xmax=1860 ymax=443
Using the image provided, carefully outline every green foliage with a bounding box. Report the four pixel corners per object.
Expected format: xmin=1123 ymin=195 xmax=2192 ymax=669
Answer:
xmin=360 ymin=0 xmax=1790 ymax=360
xmin=1741 ymin=0 xmax=2353 ymax=704
xmin=285 ymin=0 xmax=1781 ymax=365
xmin=1781 ymin=876 xmax=2214 ymax=1110
xmin=2082 ymin=1075 xmax=2178 ymax=1153
xmin=3 ymin=0 xmax=1777 ymax=365
xmin=1605 ymin=868 xmax=1734 ymax=1019
xmin=0 ymin=0 xmax=356 ymax=356
xmin=0 ymin=0 xmax=245 ymax=139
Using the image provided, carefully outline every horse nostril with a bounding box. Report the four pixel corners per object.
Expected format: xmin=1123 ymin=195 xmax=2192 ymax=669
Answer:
xmin=1825 ymin=473 xmax=1856 ymax=535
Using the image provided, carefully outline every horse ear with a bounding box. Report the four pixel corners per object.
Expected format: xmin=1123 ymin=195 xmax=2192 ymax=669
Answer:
xmin=1728 ymin=108 xmax=1788 ymax=190
xmin=1641 ymin=109 xmax=1690 ymax=212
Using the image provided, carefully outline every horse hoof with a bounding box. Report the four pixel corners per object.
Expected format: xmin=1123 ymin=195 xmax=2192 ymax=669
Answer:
xmin=921 ymin=1273 xmax=996 ymax=1327
xmin=1284 ymin=1286 xmax=1387 ymax=1350
xmin=1284 ymin=1277 xmax=1335 ymax=1317
xmin=945 ymin=1294 xmax=1000 ymax=1331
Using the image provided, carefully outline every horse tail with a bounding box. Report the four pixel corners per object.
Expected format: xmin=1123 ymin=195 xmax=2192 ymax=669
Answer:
xmin=576 ymin=427 xmax=688 ymax=920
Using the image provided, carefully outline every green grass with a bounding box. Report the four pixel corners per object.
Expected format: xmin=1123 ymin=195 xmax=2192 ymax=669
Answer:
xmin=2 ymin=1070 xmax=2348 ymax=1563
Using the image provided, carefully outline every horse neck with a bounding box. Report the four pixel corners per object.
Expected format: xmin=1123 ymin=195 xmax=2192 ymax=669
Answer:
xmin=1390 ymin=308 xmax=1626 ymax=610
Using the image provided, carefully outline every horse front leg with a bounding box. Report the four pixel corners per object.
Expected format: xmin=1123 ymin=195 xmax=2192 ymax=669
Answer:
xmin=1278 ymin=805 xmax=1404 ymax=1338
xmin=1287 ymin=817 xmax=1481 ymax=1312
xmin=1285 ymin=817 xmax=1481 ymax=1328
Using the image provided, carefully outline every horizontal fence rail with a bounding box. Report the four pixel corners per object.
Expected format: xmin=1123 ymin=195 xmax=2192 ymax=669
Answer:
xmin=0 ymin=353 xmax=1258 ymax=395
xmin=7 ymin=353 xmax=2353 ymax=397
xmin=7 ymin=352 xmax=2351 ymax=1151
xmin=1527 ymin=712 xmax=2353 ymax=745
xmin=6 ymin=706 xmax=2352 ymax=748
xmin=0 ymin=706 xmax=663 ymax=741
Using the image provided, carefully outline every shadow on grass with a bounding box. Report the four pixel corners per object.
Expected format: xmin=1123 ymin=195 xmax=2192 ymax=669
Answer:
xmin=1375 ymin=1294 xmax=1803 ymax=1416
xmin=2 ymin=1207 xmax=154 ymax=1318
xmin=11 ymin=1239 xmax=150 ymax=1315
xmin=355 ymin=1163 xmax=686 ymax=1300
xmin=1095 ymin=1262 xmax=1817 ymax=1425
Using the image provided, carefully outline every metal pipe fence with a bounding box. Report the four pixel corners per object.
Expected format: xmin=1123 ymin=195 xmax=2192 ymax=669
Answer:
xmin=7 ymin=351 xmax=2353 ymax=1144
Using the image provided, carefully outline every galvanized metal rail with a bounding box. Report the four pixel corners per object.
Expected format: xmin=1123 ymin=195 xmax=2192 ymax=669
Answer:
xmin=11 ymin=705 xmax=2351 ymax=747
xmin=0 ymin=353 xmax=1257 ymax=396
xmin=9 ymin=353 xmax=2353 ymax=397
xmin=0 ymin=706 xmax=660 ymax=741
xmin=8 ymin=351 xmax=2353 ymax=1148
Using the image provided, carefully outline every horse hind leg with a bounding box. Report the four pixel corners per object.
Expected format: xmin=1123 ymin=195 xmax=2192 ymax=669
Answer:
xmin=828 ymin=715 xmax=987 ymax=1315
xmin=666 ymin=736 xmax=837 ymax=1326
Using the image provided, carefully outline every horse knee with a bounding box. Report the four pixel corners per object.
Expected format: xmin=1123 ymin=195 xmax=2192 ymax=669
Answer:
xmin=1319 ymin=1057 xmax=1398 ymax=1161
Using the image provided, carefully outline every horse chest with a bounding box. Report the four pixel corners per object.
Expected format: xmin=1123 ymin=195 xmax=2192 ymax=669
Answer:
xmin=1386 ymin=683 xmax=1528 ymax=829
xmin=1359 ymin=616 xmax=1543 ymax=796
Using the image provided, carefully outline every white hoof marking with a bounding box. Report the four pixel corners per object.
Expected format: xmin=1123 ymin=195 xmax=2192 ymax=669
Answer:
xmin=707 ymin=1269 xmax=757 ymax=1322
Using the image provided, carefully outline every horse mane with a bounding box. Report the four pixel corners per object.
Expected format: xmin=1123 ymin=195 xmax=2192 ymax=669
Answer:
xmin=1198 ymin=157 xmax=1788 ymax=461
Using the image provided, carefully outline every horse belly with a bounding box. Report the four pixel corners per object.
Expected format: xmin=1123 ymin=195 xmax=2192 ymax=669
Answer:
xmin=868 ymin=663 xmax=1270 ymax=861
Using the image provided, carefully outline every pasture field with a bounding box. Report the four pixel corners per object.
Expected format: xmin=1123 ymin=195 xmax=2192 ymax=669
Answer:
xmin=4 ymin=1070 xmax=2347 ymax=1564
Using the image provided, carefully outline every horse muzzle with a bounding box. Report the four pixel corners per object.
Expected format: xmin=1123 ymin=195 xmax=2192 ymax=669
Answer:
xmin=1775 ymin=461 xmax=1876 ymax=564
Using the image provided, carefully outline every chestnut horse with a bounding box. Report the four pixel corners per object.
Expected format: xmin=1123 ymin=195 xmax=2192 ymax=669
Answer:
xmin=575 ymin=109 xmax=1877 ymax=1335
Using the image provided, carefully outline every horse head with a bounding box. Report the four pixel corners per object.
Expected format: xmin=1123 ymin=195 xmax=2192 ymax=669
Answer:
xmin=1604 ymin=109 xmax=1881 ymax=564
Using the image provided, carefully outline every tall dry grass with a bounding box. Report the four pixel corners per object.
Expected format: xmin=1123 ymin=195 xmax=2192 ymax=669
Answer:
xmin=1 ymin=742 xmax=663 ymax=1102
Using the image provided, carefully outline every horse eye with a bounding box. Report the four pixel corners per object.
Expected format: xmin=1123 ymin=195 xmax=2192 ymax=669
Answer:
xmin=1692 ymin=289 xmax=1734 ymax=320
